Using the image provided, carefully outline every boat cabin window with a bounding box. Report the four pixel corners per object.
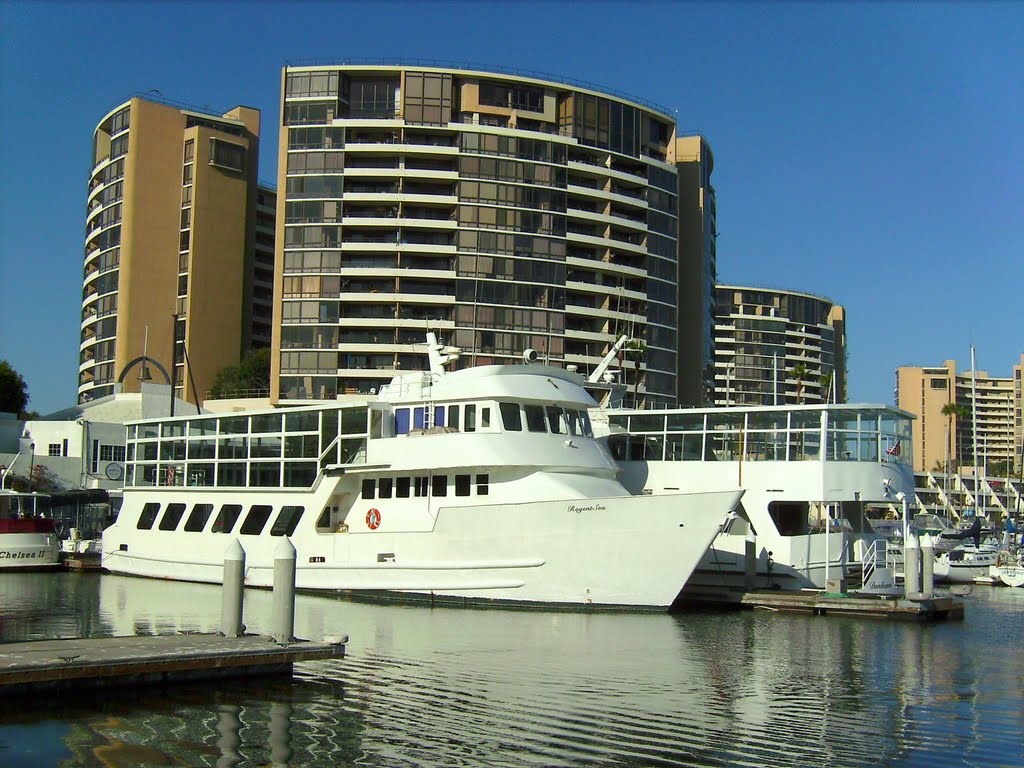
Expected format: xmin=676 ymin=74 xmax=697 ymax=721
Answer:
xmin=158 ymin=503 xmax=187 ymax=531
xmin=414 ymin=476 xmax=429 ymax=496
xmin=396 ymin=477 xmax=411 ymax=497
xmin=212 ymin=504 xmax=243 ymax=534
xmin=448 ymin=406 xmax=460 ymax=429
xmin=434 ymin=406 xmax=446 ymax=427
xmin=456 ymin=474 xmax=471 ymax=496
xmin=481 ymin=407 xmax=491 ymax=429
xmin=432 ymin=475 xmax=447 ymax=497
xmin=525 ymin=405 xmax=546 ymax=433
xmin=240 ymin=505 xmax=273 ymax=535
xmin=271 ymin=506 xmax=305 ymax=536
xmin=768 ymin=501 xmax=810 ymax=536
xmin=137 ymin=502 xmax=160 ymax=530
xmin=477 ymin=474 xmax=489 ymax=495
xmin=362 ymin=479 xmax=376 ymax=499
xmin=184 ymin=504 xmax=214 ymax=532
xmin=500 ymin=402 xmax=522 ymax=431
xmin=379 ymin=478 xmax=393 ymax=498
xmin=465 ymin=404 xmax=477 ymax=432
xmin=546 ymin=406 xmax=567 ymax=435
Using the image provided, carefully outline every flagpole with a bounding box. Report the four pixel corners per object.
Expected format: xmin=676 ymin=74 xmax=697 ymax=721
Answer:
xmin=971 ymin=345 xmax=979 ymax=507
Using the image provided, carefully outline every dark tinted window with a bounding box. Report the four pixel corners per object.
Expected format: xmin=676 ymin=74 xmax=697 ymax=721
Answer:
xmin=240 ymin=505 xmax=274 ymax=535
xmin=183 ymin=503 xmax=213 ymax=532
xmin=271 ymin=506 xmax=305 ymax=537
xmin=212 ymin=504 xmax=243 ymax=534
xmin=432 ymin=475 xmax=447 ymax=497
xmin=455 ymin=474 xmax=471 ymax=496
xmin=137 ymin=503 xmax=160 ymax=530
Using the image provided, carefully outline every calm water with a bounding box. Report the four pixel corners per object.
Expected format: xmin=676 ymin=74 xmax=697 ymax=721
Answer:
xmin=1 ymin=572 xmax=1022 ymax=768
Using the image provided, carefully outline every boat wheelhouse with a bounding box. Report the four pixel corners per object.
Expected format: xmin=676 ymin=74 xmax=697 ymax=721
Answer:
xmin=102 ymin=355 xmax=742 ymax=610
xmin=596 ymin=404 xmax=915 ymax=592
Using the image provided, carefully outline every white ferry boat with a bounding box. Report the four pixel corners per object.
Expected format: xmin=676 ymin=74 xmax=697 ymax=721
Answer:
xmin=102 ymin=338 xmax=742 ymax=610
xmin=0 ymin=491 xmax=61 ymax=571
xmin=595 ymin=403 xmax=915 ymax=593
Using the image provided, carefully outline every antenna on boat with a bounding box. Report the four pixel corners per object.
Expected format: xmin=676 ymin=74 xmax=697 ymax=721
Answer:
xmin=426 ymin=332 xmax=460 ymax=376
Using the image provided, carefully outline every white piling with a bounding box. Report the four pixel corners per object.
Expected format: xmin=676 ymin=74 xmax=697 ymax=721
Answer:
xmin=272 ymin=537 xmax=297 ymax=645
xmin=904 ymin=534 xmax=921 ymax=598
xmin=920 ymin=533 xmax=935 ymax=597
xmin=221 ymin=539 xmax=246 ymax=638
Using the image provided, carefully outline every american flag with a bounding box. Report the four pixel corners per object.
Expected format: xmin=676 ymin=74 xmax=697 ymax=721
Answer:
xmin=885 ymin=439 xmax=901 ymax=457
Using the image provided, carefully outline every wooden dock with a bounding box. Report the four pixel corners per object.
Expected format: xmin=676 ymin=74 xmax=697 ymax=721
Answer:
xmin=0 ymin=633 xmax=347 ymax=695
xmin=680 ymin=588 xmax=965 ymax=621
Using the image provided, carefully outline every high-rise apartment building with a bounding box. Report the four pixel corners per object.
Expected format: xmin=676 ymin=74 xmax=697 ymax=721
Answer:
xmin=713 ymin=285 xmax=847 ymax=406
xmin=675 ymin=135 xmax=717 ymax=405
xmin=80 ymin=96 xmax=269 ymax=406
xmin=896 ymin=355 xmax=1023 ymax=476
xmin=273 ymin=64 xmax=705 ymax=407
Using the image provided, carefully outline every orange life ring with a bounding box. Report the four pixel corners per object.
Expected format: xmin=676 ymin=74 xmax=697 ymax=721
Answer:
xmin=366 ymin=508 xmax=381 ymax=530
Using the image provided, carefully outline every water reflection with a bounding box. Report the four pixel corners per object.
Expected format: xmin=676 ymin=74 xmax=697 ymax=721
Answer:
xmin=1 ymin=573 xmax=1022 ymax=767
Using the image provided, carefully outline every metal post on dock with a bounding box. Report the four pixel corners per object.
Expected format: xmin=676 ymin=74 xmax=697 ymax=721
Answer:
xmin=904 ymin=534 xmax=921 ymax=598
xmin=920 ymin=534 xmax=934 ymax=597
xmin=221 ymin=539 xmax=246 ymax=638
xmin=272 ymin=537 xmax=297 ymax=646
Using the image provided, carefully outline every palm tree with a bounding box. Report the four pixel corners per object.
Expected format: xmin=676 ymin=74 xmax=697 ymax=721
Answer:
xmin=625 ymin=339 xmax=646 ymax=408
xmin=941 ymin=401 xmax=970 ymax=473
xmin=819 ymin=370 xmax=833 ymax=404
xmin=791 ymin=362 xmax=807 ymax=404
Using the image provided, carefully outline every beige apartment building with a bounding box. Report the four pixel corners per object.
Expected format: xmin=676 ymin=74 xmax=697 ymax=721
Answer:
xmin=713 ymin=285 xmax=847 ymax=406
xmin=896 ymin=354 xmax=1024 ymax=476
xmin=271 ymin=63 xmax=716 ymax=407
xmin=80 ymin=96 xmax=272 ymax=407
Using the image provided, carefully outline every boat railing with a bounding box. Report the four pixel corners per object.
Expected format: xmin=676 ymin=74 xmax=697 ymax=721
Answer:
xmin=858 ymin=538 xmax=899 ymax=593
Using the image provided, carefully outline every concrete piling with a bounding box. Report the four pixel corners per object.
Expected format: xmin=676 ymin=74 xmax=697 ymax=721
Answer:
xmin=920 ymin=534 xmax=935 ymax=597
xmin=272 ymin=537 xmax=297 ymax=646
xmin=904 ymin=534 xmax=921 ymax=597
xmin=221 ymin=539 xmax=246 ymax=638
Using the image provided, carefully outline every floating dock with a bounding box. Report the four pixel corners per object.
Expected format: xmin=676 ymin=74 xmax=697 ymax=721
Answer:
xmin=680 ymin=588 xmax=965 ymax=621
xmin=0 ymin=633 xmax=347 ymax=695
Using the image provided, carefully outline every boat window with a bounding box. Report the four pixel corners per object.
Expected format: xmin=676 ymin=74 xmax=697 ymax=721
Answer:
xmin=250 ymin=463 xmax=281 ymax=487
xmin=395 ymin=408 xmax=411 ymax=434
xmin=217 ymin=463 xmax=247 ymax=486
xmin=768 ymin=501 xmax=811 ymax=536
xmin=286 ymin=411 xmax=319 ymax=433
xmin=432 ymin=475 xmax=448 ymax=497
xmin=240 ymin=505 xmax=273 ymax=535
xmin=476 ymin=473 xmax=489 ymax=495
xmin=566 ymin=410 xmax=581 ymax=436
xmin=252 ymin=414 xmax=282 ymax=433
xmin=316 ymin=507 xmax=332 ymax=531
xmin=184 ymin=503 xmax=214 ymax=532
xmin=362 ymin=479 xmax=376 ymax=499
xmin=465 ymin=404 xmax=477 ymax=432
xmin=665 ymin=433 xmax=704 ymax=461
xmin=434 ymin=406 xmax=446 ymax=427
xmin=284 ymin=462 xmax=317 ymax=487
xmin=379 ymin=478 xmax=393 ymax=498
xmin=271 ymin=506 xmax=305 ymax=536
xmin=455 ymin=474 xmax=471 ymax=496
xmin=580 ymin=411 xmax=593 ymax=438
xmin=546 ymin=406 xmax=567 ymax=435
xmin=137 ymin=502 xmax=160 ymax=530
xmin=448 ymin=405 xmax=460 ymax=430
xmin=212 ymin=504 xmax=243 ymax=534
xmin=370 ymin=409 xmax=384 ymax=439
xmin=396 ymin=477 xmax=411 ymax=497
xmin=481 ymin=407 xmax=491 ymax=429
xmin=413 ymin=407 xmax=426 ymax=429
xmin=500 ymin=402 xmax=522 ymax=431
xmin=525 ymin=405 xmax=546 ymax=432
xmin=414 ymin=476 xmax=429 ymax=497
xmin=608 ymin=434 xmax=627 ymax=461
xmin=251 ymin=436 xmax=282 ymax=458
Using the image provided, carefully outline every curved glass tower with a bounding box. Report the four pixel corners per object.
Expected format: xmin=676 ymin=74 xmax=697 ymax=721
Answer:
xmin=274 ymin=64 xmax=687 ymax=407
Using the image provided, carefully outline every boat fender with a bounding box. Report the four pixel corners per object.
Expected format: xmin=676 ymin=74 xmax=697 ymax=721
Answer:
xmin=366 ymin=508 xmax=381 ymax=530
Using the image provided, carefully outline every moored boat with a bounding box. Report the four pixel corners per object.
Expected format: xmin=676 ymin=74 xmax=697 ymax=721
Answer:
xmin=101 ymin=338 xmax=742 ymax=610
xmin=0 ymin=492 xmax=61 ymax=571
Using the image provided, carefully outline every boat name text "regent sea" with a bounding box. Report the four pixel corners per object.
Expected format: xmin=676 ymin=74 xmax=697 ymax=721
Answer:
xmin=0 ymin=550 xmax=45 ymax=559
xmin=567 ymin=503 xmax=607 ymax=514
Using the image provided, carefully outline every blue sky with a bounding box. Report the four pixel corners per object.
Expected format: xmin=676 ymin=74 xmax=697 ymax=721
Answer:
xmin=1 ymin=2 xmax=1021 ymax=415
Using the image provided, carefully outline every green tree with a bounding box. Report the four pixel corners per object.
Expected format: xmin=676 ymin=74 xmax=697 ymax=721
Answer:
xmin=0 ymin=360 xmax=29 ymax=415
xmin=790 ymin=361 xmax=808 ymax=404
xmin=941 ymin=402 xmax=970 ymax=472
xmin=209 ymin=348 xmax=271 ymax=399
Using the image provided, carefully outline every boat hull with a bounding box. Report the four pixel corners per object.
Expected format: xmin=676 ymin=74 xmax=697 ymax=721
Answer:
xmin=0 ymin=532 xmax=61 ymax=571
xmin=103 ymin=490 xmax=742 ymax=610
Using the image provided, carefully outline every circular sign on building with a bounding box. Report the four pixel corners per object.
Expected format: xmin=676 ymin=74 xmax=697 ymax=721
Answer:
xmin=105 ymin=463 xmax=123 ymax=481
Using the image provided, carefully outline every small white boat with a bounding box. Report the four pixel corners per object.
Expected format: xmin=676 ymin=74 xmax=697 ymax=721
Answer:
xmin=0 ymin=491 xmax=61 ymax=571
xmin=933 ymin=545 xmax=1000 ymax=584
